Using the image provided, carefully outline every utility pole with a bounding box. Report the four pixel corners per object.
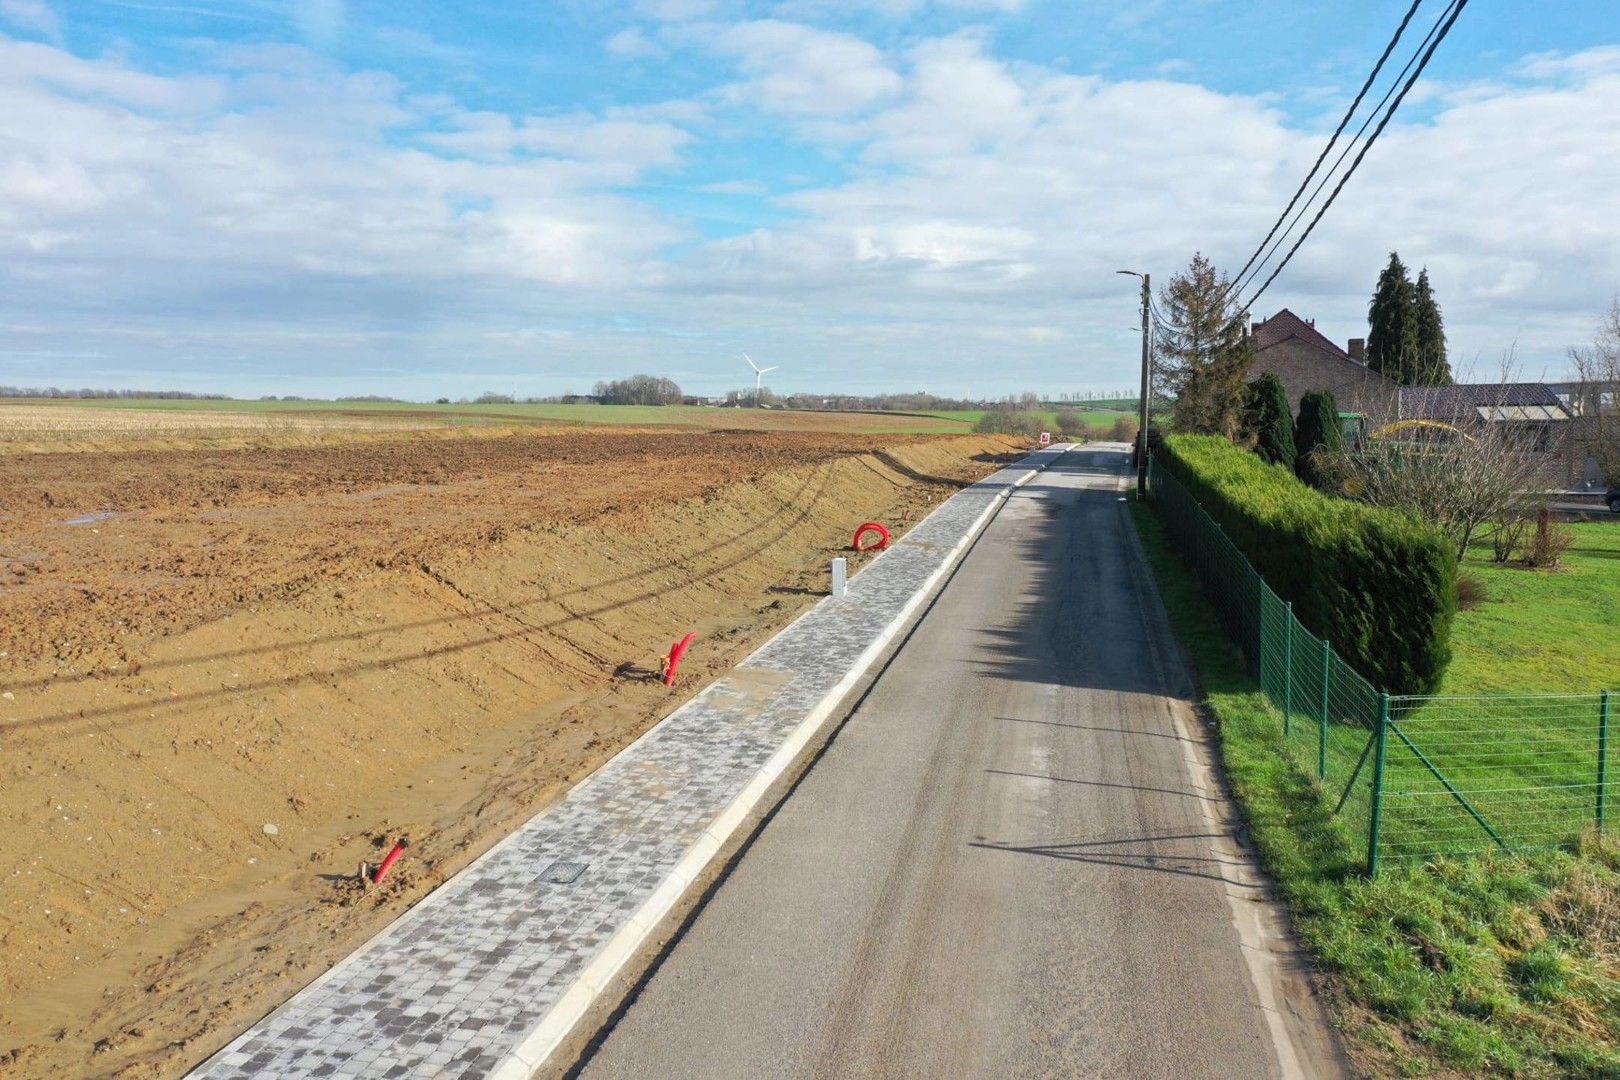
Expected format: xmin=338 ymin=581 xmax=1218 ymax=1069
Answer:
xmin=1116 ymin=270 xmax=1151 ymax=498
xmin=1136 ymin=272 xmax=1150 ymax=498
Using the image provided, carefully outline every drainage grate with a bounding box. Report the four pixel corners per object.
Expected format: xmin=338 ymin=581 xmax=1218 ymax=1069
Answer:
xmin=539 ymin=860 xmax=589 ymax=885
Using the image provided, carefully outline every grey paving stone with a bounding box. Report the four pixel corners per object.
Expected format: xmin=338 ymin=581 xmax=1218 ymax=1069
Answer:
xmin=190 ymin=449 xmax=1060 ymax=1079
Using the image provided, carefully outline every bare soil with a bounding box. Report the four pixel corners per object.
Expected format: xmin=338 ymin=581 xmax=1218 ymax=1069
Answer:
xmin=0 ymin=427 xmax=1017 ymax=1079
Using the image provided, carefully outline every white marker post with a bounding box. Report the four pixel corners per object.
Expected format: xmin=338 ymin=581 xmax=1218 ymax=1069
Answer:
xmin=830 ymin=557 xmax=848 ymax=598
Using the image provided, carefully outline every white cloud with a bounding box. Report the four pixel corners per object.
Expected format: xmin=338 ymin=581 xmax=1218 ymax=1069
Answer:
xmin=0 ymin=35 xmax=686 ymax=303
xmin=1514 ymin=46 xmax=1620 ymax=81
xmin=705 ymin=20 xmax=902 ymax=115
xmin=605 ymin=26 xmax=664 ymax=60
xmin=0 ymin=27 xmax=1616 ymax=396
xmin=0 ymin=0 xmax=59 ymax=42
xmin=775 ymin=0 xmax=1024 ymax=15
xmin=676 ymin=34 xmax=1620 ymax=381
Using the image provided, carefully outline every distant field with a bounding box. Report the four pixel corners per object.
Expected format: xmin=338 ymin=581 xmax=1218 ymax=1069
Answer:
xmin=0 ymin=398 xmax=977 ymax=445
xmin=925 ymin=408 xmax=1135 ymax=429
xmin=0 ymin=402 xmax=442 ymax=446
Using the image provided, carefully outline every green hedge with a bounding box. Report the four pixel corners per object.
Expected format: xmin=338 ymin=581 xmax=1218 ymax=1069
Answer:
xmin=1159 ymin=433 xmax=1455 ymax=694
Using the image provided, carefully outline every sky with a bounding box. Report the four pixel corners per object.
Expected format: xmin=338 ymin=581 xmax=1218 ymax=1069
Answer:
xmin=0 ymin=0 xmax=1617 ymax=400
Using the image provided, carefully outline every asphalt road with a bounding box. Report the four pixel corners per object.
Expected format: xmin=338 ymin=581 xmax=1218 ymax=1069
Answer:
xmin=571 ymin=445 xmax=1345 ymax=1079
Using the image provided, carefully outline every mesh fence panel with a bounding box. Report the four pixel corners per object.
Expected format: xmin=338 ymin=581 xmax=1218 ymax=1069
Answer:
xmin=1145 ymin=454 xmax=1614 ymax=875
xmin=1382 ymin=693 xmax=1612 ymax=863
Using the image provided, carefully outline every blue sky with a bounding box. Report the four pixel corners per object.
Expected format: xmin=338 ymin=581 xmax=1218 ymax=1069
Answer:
xmin=1 ymin=0 xmax=1617 ymax=399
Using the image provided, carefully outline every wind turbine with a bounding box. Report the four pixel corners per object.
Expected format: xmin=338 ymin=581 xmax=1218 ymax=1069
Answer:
xmin=742 ymin=353 xmax=778 ymax=405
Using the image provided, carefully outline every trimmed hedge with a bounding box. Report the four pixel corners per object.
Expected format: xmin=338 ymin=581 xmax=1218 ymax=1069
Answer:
xmin=1159 ymin=433 xmax=1455 ymax=694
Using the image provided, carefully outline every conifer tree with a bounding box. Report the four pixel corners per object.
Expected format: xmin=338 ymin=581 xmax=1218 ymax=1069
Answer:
xmin=1157 ymin=253 xmax=1252 ymax=438
xmin=1367 ymin=252 xmax=1418 ymax=383
xmin=1241 ymin=371 xmax=1296 ymax=469
xmin=1294 ymin=389 xmax=1345 ymax=490
xmin=1412 ymin=267 xmax=1451 ymax=384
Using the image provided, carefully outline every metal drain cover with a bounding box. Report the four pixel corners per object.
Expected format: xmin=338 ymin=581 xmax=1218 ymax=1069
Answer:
xmin=539 ymin=860 xmax=589 ymax=885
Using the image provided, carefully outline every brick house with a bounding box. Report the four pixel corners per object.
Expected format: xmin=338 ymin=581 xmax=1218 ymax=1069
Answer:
xmin=1247 ymin=308 xmax=1398 ymax=416
xmin=1246 ymin=309 xmax=1580 ymax=489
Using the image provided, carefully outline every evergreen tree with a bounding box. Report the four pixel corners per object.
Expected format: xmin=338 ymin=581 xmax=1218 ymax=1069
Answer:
xmin=1157 ymin=253 xmax=1252 ymax=438
xmin=1367 ymin=252 xmax=1418 ymax=383
xmin=1294 ymin=389 xmax=1346 ymax=490
xmin=1412 ymin=267 xmax=1451 ymax=384
xmin=1241 ymin=371 xmax=1296 ymax=469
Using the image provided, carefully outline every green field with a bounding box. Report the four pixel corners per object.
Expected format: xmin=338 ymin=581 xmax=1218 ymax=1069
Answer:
xmin=8 ymin=397 xmax=1151 ymax=436
xmin=0 ymin=398 xmax=983 ymax=435
xmin=924 ymin=407 xmax=1135 ymax=429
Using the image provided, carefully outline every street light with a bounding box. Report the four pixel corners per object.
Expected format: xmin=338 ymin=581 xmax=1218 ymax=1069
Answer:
xmin=1117 ymin=270 xmax=1151 ymax=497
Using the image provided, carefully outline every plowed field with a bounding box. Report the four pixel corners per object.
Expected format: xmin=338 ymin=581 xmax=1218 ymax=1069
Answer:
xmin=0 ymin=428 xmax=1017 ymax=1078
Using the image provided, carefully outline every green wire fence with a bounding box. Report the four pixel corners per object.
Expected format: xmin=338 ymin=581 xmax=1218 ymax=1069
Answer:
xmin=1147 ymin=453 xmax=1616 ymax=875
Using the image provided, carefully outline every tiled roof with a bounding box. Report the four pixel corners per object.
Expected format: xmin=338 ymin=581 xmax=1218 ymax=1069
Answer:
xmin=1399 ymin=383 xmax=1569 ymax=421
xmin=1252 ymin=309 xmax=1351 ymax=361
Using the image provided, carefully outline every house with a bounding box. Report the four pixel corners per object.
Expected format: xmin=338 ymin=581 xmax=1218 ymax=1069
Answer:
xmin=1546 ymin=380 xmax=1620 ymax=488
xmin=1246 ymin=309 xmax=1582 ymax=488
xmin=1247 ymin=309 xmax=1398 ymax=417
xmin=1394 ymin=383 xmax=1576 ymax=488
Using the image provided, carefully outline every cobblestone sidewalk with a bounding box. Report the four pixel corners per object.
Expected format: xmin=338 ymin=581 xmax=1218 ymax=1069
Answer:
xmin=192 ymin=447 xmax=1062 ymax=1080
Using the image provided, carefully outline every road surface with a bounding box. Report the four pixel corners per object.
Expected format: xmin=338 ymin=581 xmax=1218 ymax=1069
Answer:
xmin=570 ymin=445 xmax=1344 ymax=1079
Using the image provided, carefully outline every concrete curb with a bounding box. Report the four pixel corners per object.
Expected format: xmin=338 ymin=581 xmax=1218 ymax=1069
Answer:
xmin=496 ymin=451 xmax=1057 ymax=1077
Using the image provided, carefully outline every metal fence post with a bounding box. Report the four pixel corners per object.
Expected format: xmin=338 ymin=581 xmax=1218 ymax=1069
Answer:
xmin=1367 ymin=693 xmax=1391 ymax=877
xmin=1600 ymin=690 xmax=1612 ymax=834
xmin=1318 ymin=638 xmax=1331 ymax=780
xmin=1282 ymin=602 xmax=1293 ymax=738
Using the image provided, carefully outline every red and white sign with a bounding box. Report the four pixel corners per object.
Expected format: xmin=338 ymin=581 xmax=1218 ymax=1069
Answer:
xmin=1039 ymin=431 xmax=1052 ymax=447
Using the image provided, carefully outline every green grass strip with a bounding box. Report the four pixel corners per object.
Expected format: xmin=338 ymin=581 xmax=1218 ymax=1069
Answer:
xmin=1131 ymin=502 xmax=1620 ymax=1078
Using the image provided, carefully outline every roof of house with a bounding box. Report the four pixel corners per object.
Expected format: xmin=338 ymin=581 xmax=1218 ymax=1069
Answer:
xmin=1399 ymin=383 xmax=1571 ymax=422
xmin=1252 ymin=308 xmax=1353 ymax=361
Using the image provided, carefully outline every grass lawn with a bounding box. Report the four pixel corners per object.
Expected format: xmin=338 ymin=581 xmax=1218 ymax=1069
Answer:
xmin=1131 ymin=502 xmax=1620 ymax=1077
xmin=1443 ymin=522 xmax=1620 ymax=694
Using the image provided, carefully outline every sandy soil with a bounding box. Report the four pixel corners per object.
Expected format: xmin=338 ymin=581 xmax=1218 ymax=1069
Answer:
xmin=0 ymin=427 xmax=1017 ymax=1079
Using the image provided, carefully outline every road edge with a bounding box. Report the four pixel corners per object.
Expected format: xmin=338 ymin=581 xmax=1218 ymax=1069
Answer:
xmin=486 ymin=452 xmax=1057 ymax=1079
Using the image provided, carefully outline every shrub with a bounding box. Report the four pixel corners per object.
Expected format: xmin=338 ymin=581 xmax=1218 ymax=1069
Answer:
xmin=1109 ymin=414 xmax=1140 ymax=443
xmin=1242 ymin=372 xmax=1297 ymax=469
xmin=1490 ymin=499 xmax=1537 ymax=563
xmin=1523 ymin=507 xmax=1574 ymax=569
xmin=972 ymin=408 xmax=1041 ymax=436
xmin=1294 ymin=389 xmax=1345 ymax=490
xmin=1455 ymin=571 xmax=1487 ymax=610
xmin=1159 ymin=433 xmax=1456 ymax=693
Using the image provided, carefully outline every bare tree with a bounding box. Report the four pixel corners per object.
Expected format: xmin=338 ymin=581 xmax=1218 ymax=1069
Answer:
xmin=1571 ymin=296 xmax=1620 ymax=486
xmin=1326 ymin=360 xmax=1557 ymax=560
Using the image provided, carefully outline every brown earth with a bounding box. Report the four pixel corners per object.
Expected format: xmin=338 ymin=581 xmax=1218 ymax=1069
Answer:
xmin=0 ymin=427 xmax=1019 ymax=1079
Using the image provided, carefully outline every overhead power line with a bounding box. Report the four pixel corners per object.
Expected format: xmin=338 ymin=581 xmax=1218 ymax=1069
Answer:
xmin=1220 ymin=0 xmax=1426 ymax=309
xmin=1233 ymin=0 xmax=1470 ymax=320
xmin=1226 ymin=0 xmax=1454 ymax=306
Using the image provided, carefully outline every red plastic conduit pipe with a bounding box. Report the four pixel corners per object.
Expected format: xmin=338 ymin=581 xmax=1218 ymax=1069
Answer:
xmin=663 ymin=632 xmax=698 ymax=686
xmin=371 ymin=836 xmax=410 ymax=884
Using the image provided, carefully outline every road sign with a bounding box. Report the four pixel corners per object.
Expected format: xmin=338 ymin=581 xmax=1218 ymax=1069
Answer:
xmin=1039 ymin=431 xmax=1052 ymax=447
